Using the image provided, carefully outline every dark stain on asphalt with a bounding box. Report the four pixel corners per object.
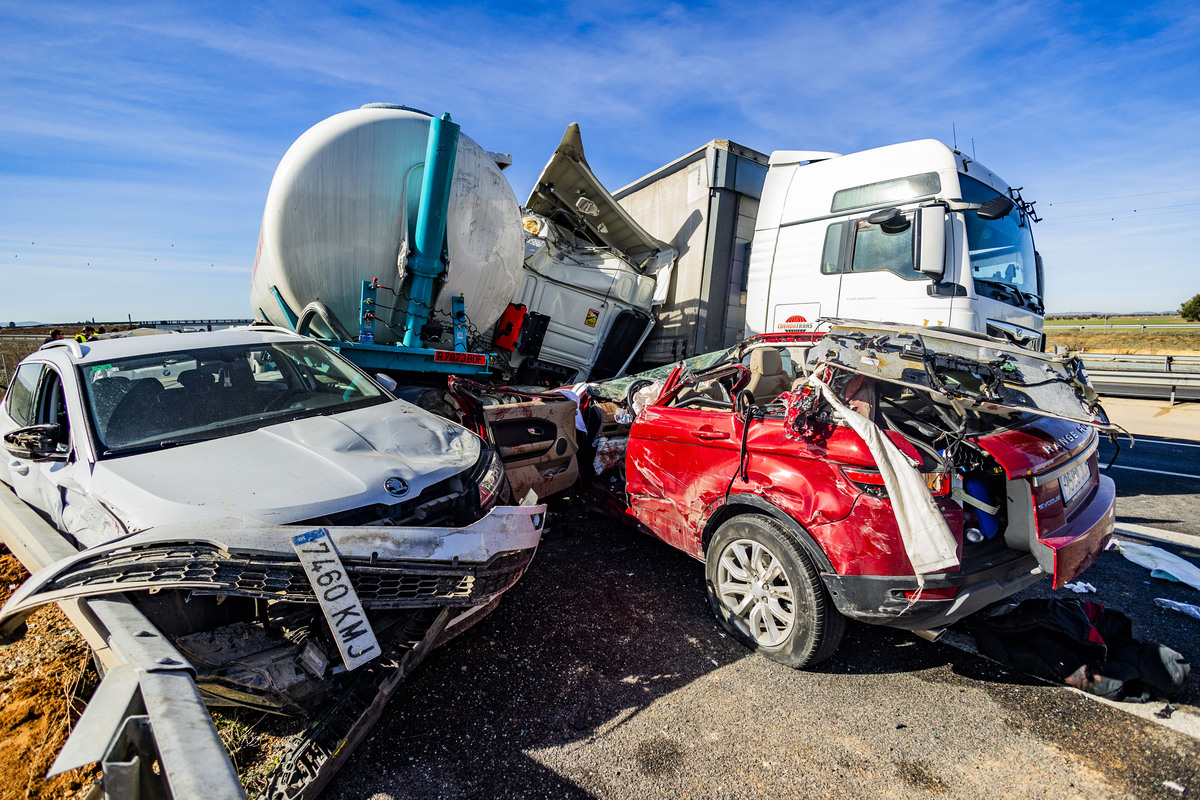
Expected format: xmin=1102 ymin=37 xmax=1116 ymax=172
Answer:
xmin=635 ymin=735 xmax=684 ymax=777
xmin=894 ymin=758 xmax=949 ymax=793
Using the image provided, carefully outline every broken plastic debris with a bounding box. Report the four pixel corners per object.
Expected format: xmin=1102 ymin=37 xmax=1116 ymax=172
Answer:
xmin=1163 ymin=780 xmax=1185 ymax=794
xmin=1114 ymin=541 xmax=1200 ymax=592
xmin=1154 ymin=597 xmax=1200 ymax=621
xmin=1062 ymin=581 xmax=1097 ymax=594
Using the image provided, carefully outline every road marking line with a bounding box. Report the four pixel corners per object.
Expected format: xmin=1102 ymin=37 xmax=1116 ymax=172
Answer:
xmin=1115 ymin=523 xmax=1200 ymax=548
xmin=1109 ymin=438 xmax=1200 ymax=449
xmin=1100 ymin=463 xmax=1200 ymax=480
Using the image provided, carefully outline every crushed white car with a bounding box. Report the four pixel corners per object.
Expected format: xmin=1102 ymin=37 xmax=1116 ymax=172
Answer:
xmin=0 ymin=327 xmax=544 ymax=718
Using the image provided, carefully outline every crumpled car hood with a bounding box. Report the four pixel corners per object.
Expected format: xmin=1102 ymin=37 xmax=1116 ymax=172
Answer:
xmin=90 ymin=400 xmax=480 ymax=530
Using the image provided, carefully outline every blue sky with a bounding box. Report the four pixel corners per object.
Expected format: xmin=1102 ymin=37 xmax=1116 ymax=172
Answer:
xmin=1 ymin=0 xmax=1197 ymax=322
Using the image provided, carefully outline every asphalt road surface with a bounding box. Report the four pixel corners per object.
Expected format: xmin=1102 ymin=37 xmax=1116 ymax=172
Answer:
xmin=1101 ymin=434 xmax=1200 ymax=536
xmin=329 ymin=512 xmax=1200 ymax=800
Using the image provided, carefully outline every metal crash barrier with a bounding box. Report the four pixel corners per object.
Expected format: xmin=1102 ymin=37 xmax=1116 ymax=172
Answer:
xmin=0 ymin=487 xmax=246 ymax=800
xmin=1081 ymin=353 xmax=1200 ymax=405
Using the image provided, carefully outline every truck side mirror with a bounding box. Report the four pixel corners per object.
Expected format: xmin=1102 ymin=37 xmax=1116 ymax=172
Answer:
xmin=977 ymin=196 xmax=1014 ymax=220
xmin=917 ymin=205 xmax=946 ymax=280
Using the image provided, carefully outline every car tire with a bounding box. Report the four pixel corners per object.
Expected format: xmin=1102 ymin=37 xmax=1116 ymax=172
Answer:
xmin=705 ymin=514 xmax=844 ymax=668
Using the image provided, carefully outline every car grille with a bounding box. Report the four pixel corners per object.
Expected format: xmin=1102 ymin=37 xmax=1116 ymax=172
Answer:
xmin=39 ymin=544 xmax=534 ymax=608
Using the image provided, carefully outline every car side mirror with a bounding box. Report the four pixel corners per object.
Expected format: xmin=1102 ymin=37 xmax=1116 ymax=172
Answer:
xmin=374 ymin=373 xmax=398 ymax=393
xmin=3 ymin=423 xmax=69 ymax=462
xmin=917 ymin=205 xmax=946 ymax=279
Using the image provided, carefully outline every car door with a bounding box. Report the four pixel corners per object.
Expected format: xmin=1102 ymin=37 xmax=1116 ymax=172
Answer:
xmin=1 ymin=361 xmax=46 ymax=487
xmin=446 ymin=378 xmax=580 ymax=501
xmin=625 ymin=394 xmax=741 ymax=557
xmin=3 ymin=362 xmax=75 ymax=525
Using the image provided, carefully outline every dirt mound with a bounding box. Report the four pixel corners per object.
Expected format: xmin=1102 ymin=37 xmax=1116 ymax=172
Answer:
xmin=0 ymin=551 xmax=98 ymax=800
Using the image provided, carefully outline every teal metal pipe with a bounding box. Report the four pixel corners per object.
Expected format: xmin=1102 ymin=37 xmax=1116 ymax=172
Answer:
xmin=403 ymin=113 xmax=460 ymax=348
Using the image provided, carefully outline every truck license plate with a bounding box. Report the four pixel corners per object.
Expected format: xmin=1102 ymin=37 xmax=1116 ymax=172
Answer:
xmin=433 ymin=350 xmax=487 ymax=366
xmin=1059 ymin=460 xmax=1091 ymax=507
xmin=291 ymin=529 xmax=380 ymax=670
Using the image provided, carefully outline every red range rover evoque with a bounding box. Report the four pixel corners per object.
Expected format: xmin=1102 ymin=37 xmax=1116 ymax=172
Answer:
xmin=576 ymin=320 xmax=1116 ymax=668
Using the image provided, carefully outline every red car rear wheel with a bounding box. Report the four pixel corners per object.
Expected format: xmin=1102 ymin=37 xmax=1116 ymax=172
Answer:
xmin=705 ymin=514 xmax=844 ymax=668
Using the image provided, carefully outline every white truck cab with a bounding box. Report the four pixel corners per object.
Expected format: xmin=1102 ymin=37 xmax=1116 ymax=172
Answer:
xmin=745 ymin=139 xmax=1044 ymax=348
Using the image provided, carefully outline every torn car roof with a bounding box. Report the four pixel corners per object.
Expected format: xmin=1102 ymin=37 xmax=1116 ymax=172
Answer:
xmin=807 ymin=320 xmax=1114 ymax=430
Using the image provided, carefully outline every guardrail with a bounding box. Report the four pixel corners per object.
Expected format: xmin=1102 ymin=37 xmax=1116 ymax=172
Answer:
xmin=1046 ymin=323 xmax=1200 ymax=330
xmin=1081 ymin=353 xmax=1200 ymax=404
xmin=0 ymin=487 xmax=246 ymax=799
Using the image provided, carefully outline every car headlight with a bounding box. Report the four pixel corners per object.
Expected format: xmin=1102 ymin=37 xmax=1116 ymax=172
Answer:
xmin=475 ymin=447 xmax=507 ymax=510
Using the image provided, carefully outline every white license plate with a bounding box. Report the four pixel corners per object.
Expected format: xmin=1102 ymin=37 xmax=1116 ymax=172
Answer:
xmin=291 ymin=529 xmax=380 ymax=671
xmin=1058 ymin=460 xmax=1091 ymax=506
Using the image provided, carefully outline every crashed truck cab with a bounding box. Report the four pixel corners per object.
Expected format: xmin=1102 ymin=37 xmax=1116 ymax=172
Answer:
xmin=580 ymin=319 xmax=1116 ymax=665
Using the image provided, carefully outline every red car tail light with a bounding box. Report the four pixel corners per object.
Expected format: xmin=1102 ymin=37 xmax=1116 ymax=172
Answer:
xmin=841 ymin=468 xmax=889 ymax=499
xmin=904 ymin=586 xmax=959 ymax=600
xmin=841 ymin=468 xmax=950 ymax=498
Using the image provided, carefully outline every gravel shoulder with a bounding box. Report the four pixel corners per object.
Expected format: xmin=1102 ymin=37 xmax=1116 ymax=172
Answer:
xmin=0 ymin=551 xmax=98 ymax=800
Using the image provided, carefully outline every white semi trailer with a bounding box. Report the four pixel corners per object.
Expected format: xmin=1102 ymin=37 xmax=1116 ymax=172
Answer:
xmin=251 ymin=104 xmax=673 ymax=385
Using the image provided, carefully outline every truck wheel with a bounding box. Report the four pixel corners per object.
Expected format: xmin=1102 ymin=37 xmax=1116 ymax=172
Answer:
xmin=705 ymin=514 xmax=844 ymax=668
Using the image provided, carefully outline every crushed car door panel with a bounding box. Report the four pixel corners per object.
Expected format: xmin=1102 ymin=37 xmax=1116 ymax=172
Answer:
xmin=448 ymin=378 xmax=579 ymax=500
xmin=626 ymin=404 xmax=740 ymax=554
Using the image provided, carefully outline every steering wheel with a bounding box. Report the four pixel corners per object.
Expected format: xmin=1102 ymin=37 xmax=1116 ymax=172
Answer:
xmin=625 ymin=378 xmax=654 ymax=411
xmin=263 ymin=390 xmax=307 ymax=412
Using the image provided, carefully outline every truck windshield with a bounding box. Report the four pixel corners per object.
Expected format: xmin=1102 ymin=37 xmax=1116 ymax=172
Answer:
xmin=960 ymin=174 xmax=1040 ymax=310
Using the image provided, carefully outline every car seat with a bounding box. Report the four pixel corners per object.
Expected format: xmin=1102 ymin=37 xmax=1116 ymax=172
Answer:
xmin=745 ymin=348 xmax=791 ymax=404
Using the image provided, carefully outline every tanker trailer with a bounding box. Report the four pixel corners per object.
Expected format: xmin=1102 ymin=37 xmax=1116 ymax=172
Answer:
xmin=251 ymin=105 xmax=675 ymax=388
xmin=251 ymin=104 xmax=587 ymax=500
xmin=250 ymin=103 xmax=523 ymax=375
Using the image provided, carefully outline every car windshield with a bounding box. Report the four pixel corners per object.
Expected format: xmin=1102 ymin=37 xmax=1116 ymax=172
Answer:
xmin=81 ymin=340 xmax=387 ymax=456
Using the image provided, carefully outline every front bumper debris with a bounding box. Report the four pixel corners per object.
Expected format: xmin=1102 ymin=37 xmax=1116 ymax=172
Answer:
xmin=0 ymin=504 xmax=545 ymax=642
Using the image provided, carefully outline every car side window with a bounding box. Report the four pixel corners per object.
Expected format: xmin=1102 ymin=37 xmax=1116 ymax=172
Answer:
xmin=6 ymin=362 xmax=44 ymax=428
xmin=34 ymin=369 xmax=71 ymax=450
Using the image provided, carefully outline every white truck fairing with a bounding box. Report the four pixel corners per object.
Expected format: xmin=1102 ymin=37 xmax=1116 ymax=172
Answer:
xmin=746 ymin=139 xmax=1044 ymax=347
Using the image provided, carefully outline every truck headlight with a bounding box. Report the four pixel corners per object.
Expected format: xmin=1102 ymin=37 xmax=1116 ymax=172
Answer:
xmin=476 ymin=448 xmax=507 ymax=510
